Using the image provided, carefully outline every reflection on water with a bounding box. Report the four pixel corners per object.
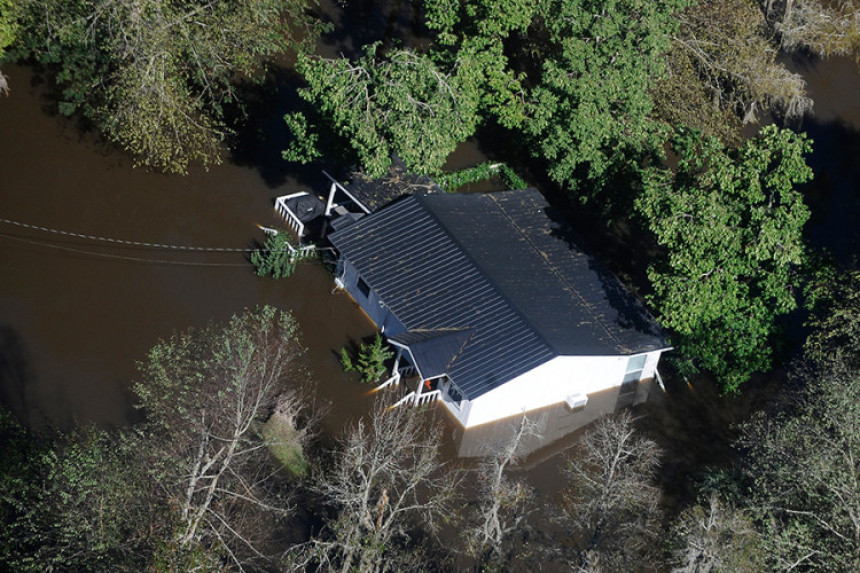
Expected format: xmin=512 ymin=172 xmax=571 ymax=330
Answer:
xmin=449 ymin=380 xmax=657 ymax=463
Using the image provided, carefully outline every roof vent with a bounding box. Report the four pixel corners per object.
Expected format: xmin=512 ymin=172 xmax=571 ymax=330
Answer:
xmin=565 ymin=393 xmax=588 ymax=410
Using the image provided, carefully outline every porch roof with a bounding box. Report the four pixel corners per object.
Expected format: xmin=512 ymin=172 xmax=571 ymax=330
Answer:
xmin=388 ymin=328 xmax=472 ymax=380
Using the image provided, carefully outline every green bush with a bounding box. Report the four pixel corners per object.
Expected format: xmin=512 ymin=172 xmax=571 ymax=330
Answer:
xmin=340 ymin=334 xmax=394 ymax=384
xmin=251 ymin=232 xmax=300 ymax=279
xmin=436 ymin=162 xmax=527 ymax=192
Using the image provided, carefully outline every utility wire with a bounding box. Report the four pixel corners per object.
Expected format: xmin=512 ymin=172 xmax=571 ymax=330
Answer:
xmin=0 ymin=216 xmax=261 ymax=252
xmin=0 ymin=232 xmax=252 ymax=267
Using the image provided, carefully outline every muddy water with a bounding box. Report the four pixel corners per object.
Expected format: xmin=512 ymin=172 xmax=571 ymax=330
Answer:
xmin=0 ymin=63 xmax=380 ymax=434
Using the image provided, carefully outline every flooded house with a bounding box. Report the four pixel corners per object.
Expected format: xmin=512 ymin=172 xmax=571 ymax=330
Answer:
xmin=277 ymin=168 xmax=671 ymax=430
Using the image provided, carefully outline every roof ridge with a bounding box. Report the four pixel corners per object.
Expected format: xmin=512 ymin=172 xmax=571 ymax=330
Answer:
xmin=416 ymin=192 xmax=559 ymax=360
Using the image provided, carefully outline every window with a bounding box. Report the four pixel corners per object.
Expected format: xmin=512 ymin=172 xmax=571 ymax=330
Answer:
xmin=447 ymin=382 xmax=464 ymax=407
xmin=623 ymin=354 xmax=647 ymax=383
xmin=357 ymin=276 xmax=371 ymax=298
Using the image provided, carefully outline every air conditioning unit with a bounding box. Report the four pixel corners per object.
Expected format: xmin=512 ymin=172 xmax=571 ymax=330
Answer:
xmin=565 ymin=393 xmax=588 ymax=410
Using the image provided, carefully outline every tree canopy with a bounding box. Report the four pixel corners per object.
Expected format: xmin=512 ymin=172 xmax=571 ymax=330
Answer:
xmin=286 ymin=43 xmax=484 ymax=177
xmin=13 ymin=0 xmax=319 ymax=173
xmin=0 ymin=0 xmax=19 ymax=94
xmin=287 ymin=0 xmax=685 ymax=198
xmin=652 ymin=0 xmax=812 ymax=143
xmin=521 ymin=0 xmax=685 ymax=198
xmin=739 ymin=356 xmax=860 ymax=571
xmin=636 ymin=125 xmax=813 ymax=392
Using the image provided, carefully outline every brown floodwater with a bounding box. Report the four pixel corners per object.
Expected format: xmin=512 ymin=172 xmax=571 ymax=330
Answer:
xmin=0 ymin=63 xmax=382 ymax=436
xmin=1 ymin=9 xmax=859 ymax=516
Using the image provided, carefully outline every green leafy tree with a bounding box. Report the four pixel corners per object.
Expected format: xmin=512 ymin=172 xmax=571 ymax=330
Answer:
xmin=252 ymin=231 xmax=301 ymax=278
xmin=0 ymin=0 xmax=20 ymax=94
xmin=522 ymin=0 xmax=685 ymax=200
xmin=286 ymin=43 xmax=484 ymax=177
xmin=0 ymin=413 xmax=164 ymax=572
xmin=804 ymin=267 xmax=860 ymax=370
xmin=15 ymin=0 xmax=319 ymax=173
xmin=636 ymin=125 xmax=812 ymax=392
xmin=429 ymin=0 xmax=685 ymax=199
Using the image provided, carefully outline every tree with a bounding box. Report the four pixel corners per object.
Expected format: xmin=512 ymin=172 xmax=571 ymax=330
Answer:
xmin=466 ymin=415 xmax=538 ymax=569
xmin=289 ymin=400 xmax=457 ymax=572
xmin=804 ymin=267 xmax=860 ymax=370
xmin=427 ymin=0 xmax=686 ymax=203
xmin=669 ymin=494 xmax=765 ymax=573
xmin=636 ymin=125 xmax=812 ymax=392
xmin=0 ymin=0 xmax=20 ymax=95
xmin=522 ymin=0 xmax=685 ymax=200
xmin=561 ymin=411 xmax=663 ymax=571
xmin=652 ymin=0 xmax=812 ymax=143
xmin=133 ymin=305 xmax=309 ymax=570
xmin=740 ymin=359 xmax=860 ymax=571
xmin=285 ymin=43 xmax=484 ymax=177
xmin=15 ymin=0 xmax=319 ymax=173
xmin=252 ymin=231 xmax=301 ymax=279
xmin=0 ymin=413 xmax=163 ymax=572
xmin=764 ymin=0 xmax=860 ymax=59
xmin=339 ymin=333 xmax=394 ymax=384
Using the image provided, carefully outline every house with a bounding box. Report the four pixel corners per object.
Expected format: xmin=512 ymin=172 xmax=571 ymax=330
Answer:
xmin=322 ymin=184 xmax=671 ymax=429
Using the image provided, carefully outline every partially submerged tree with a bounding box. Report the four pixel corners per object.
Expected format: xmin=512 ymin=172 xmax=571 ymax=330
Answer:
xmin=669 ymin=494 xmax=765 ymax=573
xmin=0 ymin=413 xmax=164 ymax=572
xmin=339 ymin=333 xmax=394 ymax=384
xmin=134 ymin=305 xmax=309 ymax=570
xmin=0 ymin=0 xmax=19 ymax=95
xmin=765 ymin=0 xmax=860 ymax=59
xmin=561 ymin=411 xmax=663 ymax=571
xmin=521 ymin=0 xmax=685 ymax=200
xmin=804 ymin=267 xmax=860 ymax=370
xmin=285 ymin=43 xmax=484 ymax=177
xmin=466 ymin=415 xmax=538 ymax=569
xmin=15 ymin=0 xmax=320 ymax=173
xmin=653 ymin=0 xmax=812 ymax=142
xmin=636 ymin=125 xmax=812 ymax=392
xmin=252 ymin=231 xmax=302 ymax=279
xmin=740 ymin=359 xmax=860 ymax=571
xmin=290 ymin=400 xmax=457 ymax=572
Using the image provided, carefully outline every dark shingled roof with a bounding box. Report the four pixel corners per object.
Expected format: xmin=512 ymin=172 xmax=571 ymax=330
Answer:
xmin=329 ymin=189 xmax=668 ymax=399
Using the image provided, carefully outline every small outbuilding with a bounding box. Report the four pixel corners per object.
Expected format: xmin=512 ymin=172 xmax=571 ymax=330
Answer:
xmin=327 ymin=186 xmax=670 ymax=428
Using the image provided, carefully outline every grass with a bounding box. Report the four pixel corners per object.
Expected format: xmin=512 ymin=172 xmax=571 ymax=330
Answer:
xmin=262 ymin=410 xmax=308 ymax=477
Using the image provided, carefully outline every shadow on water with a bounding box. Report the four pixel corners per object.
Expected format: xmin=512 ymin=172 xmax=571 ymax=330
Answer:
xmin=314 ymin=0 xmax=430 ymax=59
xmin=0 ymin=326 xmax=34 ymax=426
xmin=801 ymin=118 xmax=860 ymax=266
xmin=228 ymin=66 xmax=325 ymax=191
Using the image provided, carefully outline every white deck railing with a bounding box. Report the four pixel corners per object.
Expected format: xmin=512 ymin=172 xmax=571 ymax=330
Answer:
xmin=391 ymin=390 xmax=442 ymax=409
xmin=414 ymin=390 xmax=441 ymax=406
xmin=274 ymin=192 xmax=310 ymax=237
xmin=375 ymin=373 xmax=401 ymax=391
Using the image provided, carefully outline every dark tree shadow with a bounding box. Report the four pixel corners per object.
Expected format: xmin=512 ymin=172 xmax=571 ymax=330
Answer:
xmin=0 ymin=325 xmax=34 ymax=428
